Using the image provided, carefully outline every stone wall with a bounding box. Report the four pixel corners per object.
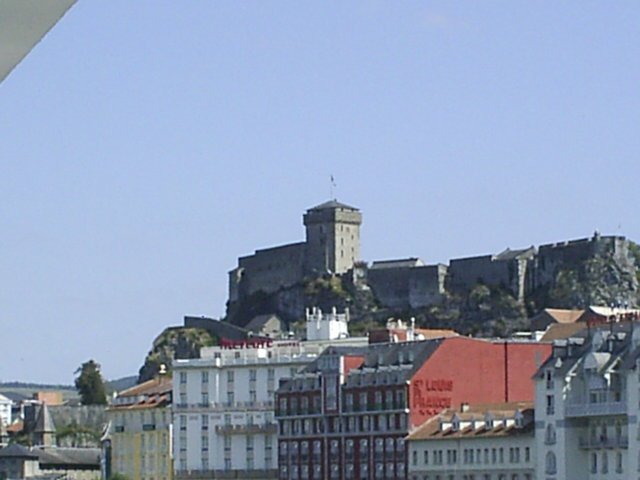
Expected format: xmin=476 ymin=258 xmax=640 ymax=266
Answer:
xmin=449 ymin=255 xmax=511 ymax=291
xmin=528 ymin=234 xmax=630 ymax=292
xmin=368 ymin=263 xmax=447 ymax=309
xmin=234 ymin=242 xmax=306 ymax=298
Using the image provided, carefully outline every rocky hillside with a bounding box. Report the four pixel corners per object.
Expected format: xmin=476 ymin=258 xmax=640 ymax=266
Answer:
xmin=138 ymin=327 xmax=218 ymax=383
xmin=225 ymin=240 xmax=640 ymax=338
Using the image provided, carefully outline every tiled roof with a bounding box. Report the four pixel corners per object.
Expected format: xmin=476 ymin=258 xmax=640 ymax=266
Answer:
xmin=543 ymin=308 xmax=584 ymax=324
xmin=407 ymin=402 xmax=534 ymax=441
xmin=108 ymin=376 xmax=172 ymax=411
xmin=414 ymin=328 xmax=459 ymax=339
xmin=540 ymin=322 xmax=587 ymax=341
xmin=7 ymin=420 xmax=24 ymax=433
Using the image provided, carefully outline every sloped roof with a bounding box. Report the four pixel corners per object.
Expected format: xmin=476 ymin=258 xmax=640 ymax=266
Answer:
xmin=109 ymin=376 xmax=172 ymax=411
xmin=308 ymin=200 xmax=358 ymax=211
xmin=245 ymin=314 xmax=281 ymax=332
xmin=34 ymin=404 xmax=56 ymax=434
xmin=540 ymin=322 xmax=587 ymax=342
xmin=0 ymin=443 xmax=39 ymax=459
xmin=542 ymin=308 xmax=584 ymax=324
xmin=36 ymin=447 xmax=100 ymax=467
xmin=118 ymin=376 xmax=172 ymax=398
xmin=7 ymin=420 xmax=24 ymax=434
xmin=407 ymin=402 xmax=534 ymax=441
xmin=414 ymin=328 xmax=459 ymax=340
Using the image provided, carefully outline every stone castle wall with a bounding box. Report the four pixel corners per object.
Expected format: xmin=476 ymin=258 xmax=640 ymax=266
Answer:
xmin=368 ymin=264 xmax=447 ymax=309
xmin=528 ymin=235 xmax=629 ymax=292
xmin=226 ymin=202 xmax=634 ymax=317
xmin=230 ymin=242 xmax=306 ymax=300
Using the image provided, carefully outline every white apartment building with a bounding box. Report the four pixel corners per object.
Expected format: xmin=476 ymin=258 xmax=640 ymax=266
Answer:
xmin=407 ymin=403 xmax=535 ymax=480
xmin=173 ymin=308 xmax=367 ymax=480
xmin=534 ymin=321 xmax=640 ymax=480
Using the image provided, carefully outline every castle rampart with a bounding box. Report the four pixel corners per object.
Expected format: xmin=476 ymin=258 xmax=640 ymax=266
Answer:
xmin=226 ymin=202 xmax=635 ymax=321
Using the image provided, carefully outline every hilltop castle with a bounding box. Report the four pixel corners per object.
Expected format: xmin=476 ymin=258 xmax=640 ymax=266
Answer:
xmin=227 ymin=202 xmax=636 ymax=321
xmin=228 ymin=200 xmax=362 ymax=303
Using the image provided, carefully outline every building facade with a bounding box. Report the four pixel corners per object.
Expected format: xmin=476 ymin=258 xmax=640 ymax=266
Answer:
xmin=275 ymin=337 xmax=551 ymax=480
xmin=172 ymin=307 xmax=368 ymax=480
xmin=533 ymin=320 xmax=640 ymax=480
xmin=107 ymin=376 xmax=173 ymax=480
xmin=0 ymin=394 xmax=11 ymax=428
xmin=407 ymin=403 xmax=535 ymax=480
xmin=172 ymin=341 xmax=322 ymax=480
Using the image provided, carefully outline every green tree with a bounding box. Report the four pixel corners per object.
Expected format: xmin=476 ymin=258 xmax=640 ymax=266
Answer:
xmin=75 ymin=360 xmax=107 ymax=405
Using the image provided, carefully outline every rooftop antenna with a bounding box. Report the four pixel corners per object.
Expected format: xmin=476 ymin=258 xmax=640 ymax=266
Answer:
xmin=330 ymin=174 xmax=337 ymax=200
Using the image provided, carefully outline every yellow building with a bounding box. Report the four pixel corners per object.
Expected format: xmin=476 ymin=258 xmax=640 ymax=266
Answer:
xmin=107 ymin=376 xmax=173 ymax=480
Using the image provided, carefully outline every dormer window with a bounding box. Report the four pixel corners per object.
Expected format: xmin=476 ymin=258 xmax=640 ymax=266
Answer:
xmin=515 ymin=411 xmax=524 ymax=428
xmin=451 ymin=414 xmax=460 ymax=432
xmin=484 ymin=413 xmax=494 ymax=430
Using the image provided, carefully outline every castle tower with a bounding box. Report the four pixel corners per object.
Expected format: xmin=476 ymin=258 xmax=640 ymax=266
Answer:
xmin=303 ymin=200 xmax=362 ymax=275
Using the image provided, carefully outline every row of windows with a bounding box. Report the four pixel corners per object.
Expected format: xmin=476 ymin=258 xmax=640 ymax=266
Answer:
xmin=179 ymin=367 xmax=281 ymax=385
xmin=280 ymin=437 xmax=405 ymax=458
xmin=590 ymin=451 xmax=625 ymax=474
xmin=280 ymin=461 xmax=405 ymax=480
xmin=412 ymin=475 xmax=532 ymax=480
xmin=414 ymin=446 xmax=531 ymax=467
xmin=280 ymin=413 xmax=408 ymax=435
xmin=343 ymin=390 xmax=407 ymax=412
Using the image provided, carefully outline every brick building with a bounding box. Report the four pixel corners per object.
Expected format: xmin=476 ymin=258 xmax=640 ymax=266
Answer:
xmin=275 ymin=337 xmax=551 ymax=480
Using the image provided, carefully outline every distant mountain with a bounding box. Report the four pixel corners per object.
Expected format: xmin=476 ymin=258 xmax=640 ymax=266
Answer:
xmin=0 ymin=381 xmax=75 ymax=390
xmin=105 ymin=375 xmax=138 ymax=393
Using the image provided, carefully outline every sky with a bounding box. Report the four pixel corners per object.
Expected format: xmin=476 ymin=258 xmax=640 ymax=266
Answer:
xmin=1 ymin=1 xmax=640 ymax=385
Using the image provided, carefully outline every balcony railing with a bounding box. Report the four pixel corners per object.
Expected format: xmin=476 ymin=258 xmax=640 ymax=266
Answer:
xmin=215 ymin=423 xmax=278 ymax=435
xmin=565 ymin=402 xmax=627 ymax=418
xmin=175 ymin=468 xmax=277 ymax=479
xmin=579 ymin=436 xmax=629 ymax=449
xmin=174 ymin=400 xmax=274 ymax=412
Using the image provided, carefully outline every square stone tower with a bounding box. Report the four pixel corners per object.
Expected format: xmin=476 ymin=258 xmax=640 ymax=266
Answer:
xmin=303 ymin=200 xmax=362 ymax=275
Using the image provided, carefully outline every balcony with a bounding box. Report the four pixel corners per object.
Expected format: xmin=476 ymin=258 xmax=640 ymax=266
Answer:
xmin=175 ymin=468 xmax=277 ymax=479
xmin=174 ymin=401 xmax=274 ymax=412
xmin=565 ymin=402 xmax=627 ymax=418
xmin=579 ymin=436 xmax=629 ymax=449
xmin=215 ymin=423 xmax=278 ymax=435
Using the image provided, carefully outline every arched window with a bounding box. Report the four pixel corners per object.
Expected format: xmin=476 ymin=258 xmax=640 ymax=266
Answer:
xmin=545 ymin=452 xmax=557 ymax=474
xmin=545 ymin=424 xmax=556 ymax=444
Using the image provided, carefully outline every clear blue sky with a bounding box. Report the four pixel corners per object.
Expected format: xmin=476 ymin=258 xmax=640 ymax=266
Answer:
xmin=2 ymin=2 xmax=639 ymax=384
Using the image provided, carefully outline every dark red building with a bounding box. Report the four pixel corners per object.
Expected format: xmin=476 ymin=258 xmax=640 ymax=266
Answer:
xmin=275 ymin=337 xmax=550 ymax=480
